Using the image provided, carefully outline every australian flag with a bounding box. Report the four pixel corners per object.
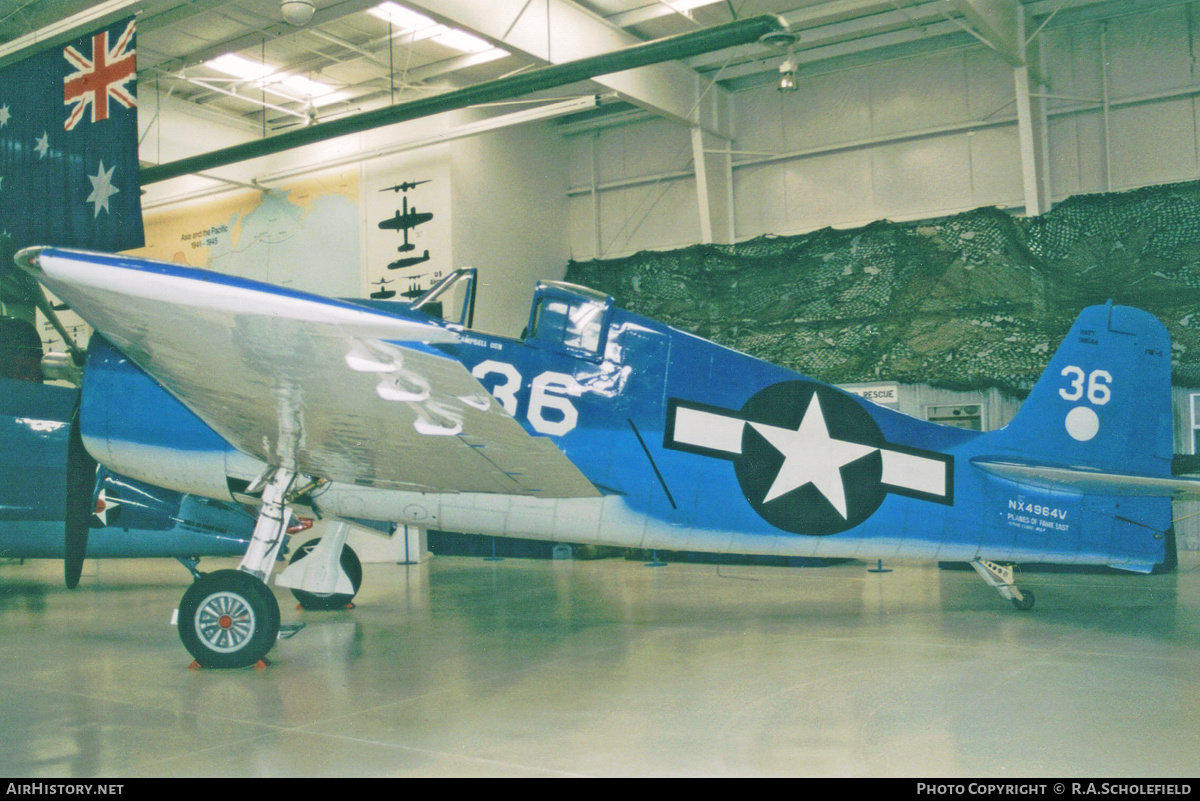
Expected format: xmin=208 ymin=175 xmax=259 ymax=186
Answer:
xmin=0 ymin=16 xmax=144 ymax=256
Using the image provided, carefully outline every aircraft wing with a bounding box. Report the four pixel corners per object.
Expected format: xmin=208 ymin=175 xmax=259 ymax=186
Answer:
xmin=16 ymin=247 xmax=600 ymax=499
xmin=971 ymin=457 xmax=1200 ymax=499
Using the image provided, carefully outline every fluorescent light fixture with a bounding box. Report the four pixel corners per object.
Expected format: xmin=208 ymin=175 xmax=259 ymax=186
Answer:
xmin=428 ymin=28 xmax=492 ymax=53
xmin=368 ymin=2 xmax=435 ymax=31
xmin=207 ymin=53 xmax=337 ymax=103
xmin=206 ymin=53 xmax=273 ymax=81
xmin=663 ymin=0 xmax=724 ymax=11
xmin=276 ymin=74 xmax=334 ymax=98
xmin=369 ymin=2 xmax=498 ymax=53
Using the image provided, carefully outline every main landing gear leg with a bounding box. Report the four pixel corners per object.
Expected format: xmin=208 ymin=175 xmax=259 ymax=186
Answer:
xmin=177 ymin=468 xmax=297 ymax=668
xmin=971 ymin=558 xmax=1035 ymax=611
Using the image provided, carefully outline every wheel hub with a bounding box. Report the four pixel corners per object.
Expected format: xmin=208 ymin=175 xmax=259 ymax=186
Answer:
xmin=195 ymin=591 xmax=257 ymax=653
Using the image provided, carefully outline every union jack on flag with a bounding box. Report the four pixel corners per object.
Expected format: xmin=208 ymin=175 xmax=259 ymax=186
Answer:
xmin=63 ymin=18 xmax=137 ymax=131
xmin=0 ymin=16 xmax=144 ymax=258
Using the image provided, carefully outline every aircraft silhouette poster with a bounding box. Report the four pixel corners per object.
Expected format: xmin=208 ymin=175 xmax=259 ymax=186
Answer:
xmin=365 ymin=156 xmax=450 ymax=300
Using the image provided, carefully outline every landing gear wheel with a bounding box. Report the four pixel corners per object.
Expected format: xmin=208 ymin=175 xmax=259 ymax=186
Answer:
xmin=289 ymin=538 xmax=362 ymax=611
xmin=1011 ymin=589 xmax=1035 ymax=611
xmin=178 ymin=569 xmax=281 ymax=668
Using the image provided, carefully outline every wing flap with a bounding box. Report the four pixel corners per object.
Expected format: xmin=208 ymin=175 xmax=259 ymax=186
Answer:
xmin=20 ymin=248 xmax=599 ymax=499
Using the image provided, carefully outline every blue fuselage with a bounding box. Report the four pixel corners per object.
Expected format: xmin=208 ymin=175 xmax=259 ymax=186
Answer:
xmin=74 ymin=295 xmax=1169 ymax=571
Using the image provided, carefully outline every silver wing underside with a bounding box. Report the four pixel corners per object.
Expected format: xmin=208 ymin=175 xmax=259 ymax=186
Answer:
xmin=22 ymin=248 xmax=598 ymax=499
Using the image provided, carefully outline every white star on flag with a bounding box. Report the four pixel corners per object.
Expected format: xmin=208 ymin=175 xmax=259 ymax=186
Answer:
xmin=86 ymin=160 xmax=119 ymax=217
xmin=749 ymin=396 xmax=878 ymax=518
xmin=0 ymin=105 xmax=10 ymax=126
xmin=34 ymin=132 xmax=49 ymax=159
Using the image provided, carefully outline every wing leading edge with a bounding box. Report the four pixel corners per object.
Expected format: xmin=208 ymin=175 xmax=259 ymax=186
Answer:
xmin=16 ymin=247 xmax=599 ymax=499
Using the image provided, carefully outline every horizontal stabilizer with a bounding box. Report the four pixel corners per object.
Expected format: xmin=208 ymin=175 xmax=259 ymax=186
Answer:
xmin=972 ymin=457 xmax=1200 ymax=498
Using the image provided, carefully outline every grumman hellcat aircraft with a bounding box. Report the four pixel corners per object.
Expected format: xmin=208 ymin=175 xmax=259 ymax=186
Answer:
xmin=14 ymin=246 xmax=1200 ymax=668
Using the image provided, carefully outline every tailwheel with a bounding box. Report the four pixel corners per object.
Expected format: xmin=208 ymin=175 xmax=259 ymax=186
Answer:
xmin=1011 ymin=589 xmax=1035 ymax=611
xmin=970 ymin=558 xmax=1035 ymax=611
xmin=289 ymin=538 xmax=363 ymax=611
xmin=178 ymin=569 xmax=280 ymax=669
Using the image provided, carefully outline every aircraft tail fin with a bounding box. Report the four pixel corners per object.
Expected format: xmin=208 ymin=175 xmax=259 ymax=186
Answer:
xmin=983 ymin=302 xmax=1174 ymax=480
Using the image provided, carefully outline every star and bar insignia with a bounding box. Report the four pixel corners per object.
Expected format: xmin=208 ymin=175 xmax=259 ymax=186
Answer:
xmin=665 ymin=380 xmax=953 ymax=535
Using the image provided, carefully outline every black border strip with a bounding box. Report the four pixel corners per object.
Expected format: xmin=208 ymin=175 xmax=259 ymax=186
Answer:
xmin=630 ymin=418 xmax=677 ymax=510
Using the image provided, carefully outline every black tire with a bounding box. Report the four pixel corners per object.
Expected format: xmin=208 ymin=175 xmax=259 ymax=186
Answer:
xmin=1011 ymin=589 xmax=1035 ymax=611
xmin=178 ymin=569 xmax=280 ymax=669
xmin=289 ymin=538 xmax=362 ymax=611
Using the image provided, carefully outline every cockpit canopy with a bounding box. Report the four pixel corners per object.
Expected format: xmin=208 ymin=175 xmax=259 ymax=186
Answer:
xmin=525 ymin=281 xmax=613 ymax=361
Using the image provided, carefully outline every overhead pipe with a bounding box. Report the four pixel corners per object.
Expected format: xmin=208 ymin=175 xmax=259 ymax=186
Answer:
xmin=140 ymin=14 xmax=787 ymax=185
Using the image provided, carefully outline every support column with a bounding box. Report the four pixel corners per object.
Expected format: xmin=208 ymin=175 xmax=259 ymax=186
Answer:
xmin=691 ymin=127 xmax=734 ymax=244
xmin=1014 ymin=8 xmax=1050 ymax=216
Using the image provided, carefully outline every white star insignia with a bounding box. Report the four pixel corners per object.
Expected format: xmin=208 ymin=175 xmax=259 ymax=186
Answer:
xmin=86 ymin=160 xmax=119 ymax=217
xmin=34 ymin=132 xmax=49 ymax=159
xmin=0 ymin=105 xmax=9 ymax=127
xmin=92 ymin=488 xmax=121 ymax=526
xmin=749 ymin=395 xmax=878 ymax=519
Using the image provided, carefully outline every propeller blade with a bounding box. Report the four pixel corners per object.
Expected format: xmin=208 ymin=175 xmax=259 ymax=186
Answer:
xmin=33 ymin=287 xmax=85 ymax=367
xmin=63 ymin=407 xmax=96 ymax=589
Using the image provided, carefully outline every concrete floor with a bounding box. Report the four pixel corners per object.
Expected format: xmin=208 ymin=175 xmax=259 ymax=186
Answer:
xmin=0 ymin=552 xmax=1197 ymax=777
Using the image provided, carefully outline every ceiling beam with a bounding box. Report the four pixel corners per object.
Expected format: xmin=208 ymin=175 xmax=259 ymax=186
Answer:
xmin=0 ymin=0 xmax=143 ymax=69
xmin=606 ymin=2 xmax=709 ymax=29
xmin=686 ymin=0 xmax=955 ymax=70
xmin=139 ymin=14 xmax=785 ymax=184
xmin=693 ymin=19 xmax=971 ymax=83
xmin=137 ymin=0 xmax=242 ymax=35
xmin=782 ymin=0 xmax=918 ymax=30
xmin=402 ymin=0 xmax=741 ymax=138
xmin=947 ymin=0 xmax=1022 ymax=66
xmin=137 ymin=0 xmax=385 ymax=72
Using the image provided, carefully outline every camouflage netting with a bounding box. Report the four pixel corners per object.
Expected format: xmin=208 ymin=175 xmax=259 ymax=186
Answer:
xmin=565 ymin=180 xmax=1200 ymax=396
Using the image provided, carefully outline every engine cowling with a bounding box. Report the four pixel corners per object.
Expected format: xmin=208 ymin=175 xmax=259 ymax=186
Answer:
xmin=80 ymin=335 xmax=253 ymax=501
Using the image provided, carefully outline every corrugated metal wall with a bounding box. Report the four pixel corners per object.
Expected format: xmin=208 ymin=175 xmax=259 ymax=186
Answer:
xmin=567 ymin=2 xmax=1200 ymax=260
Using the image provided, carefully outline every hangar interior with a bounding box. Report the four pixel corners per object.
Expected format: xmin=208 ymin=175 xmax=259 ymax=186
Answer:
xmin=2 ymin=0 xmax=1200 ymax=778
